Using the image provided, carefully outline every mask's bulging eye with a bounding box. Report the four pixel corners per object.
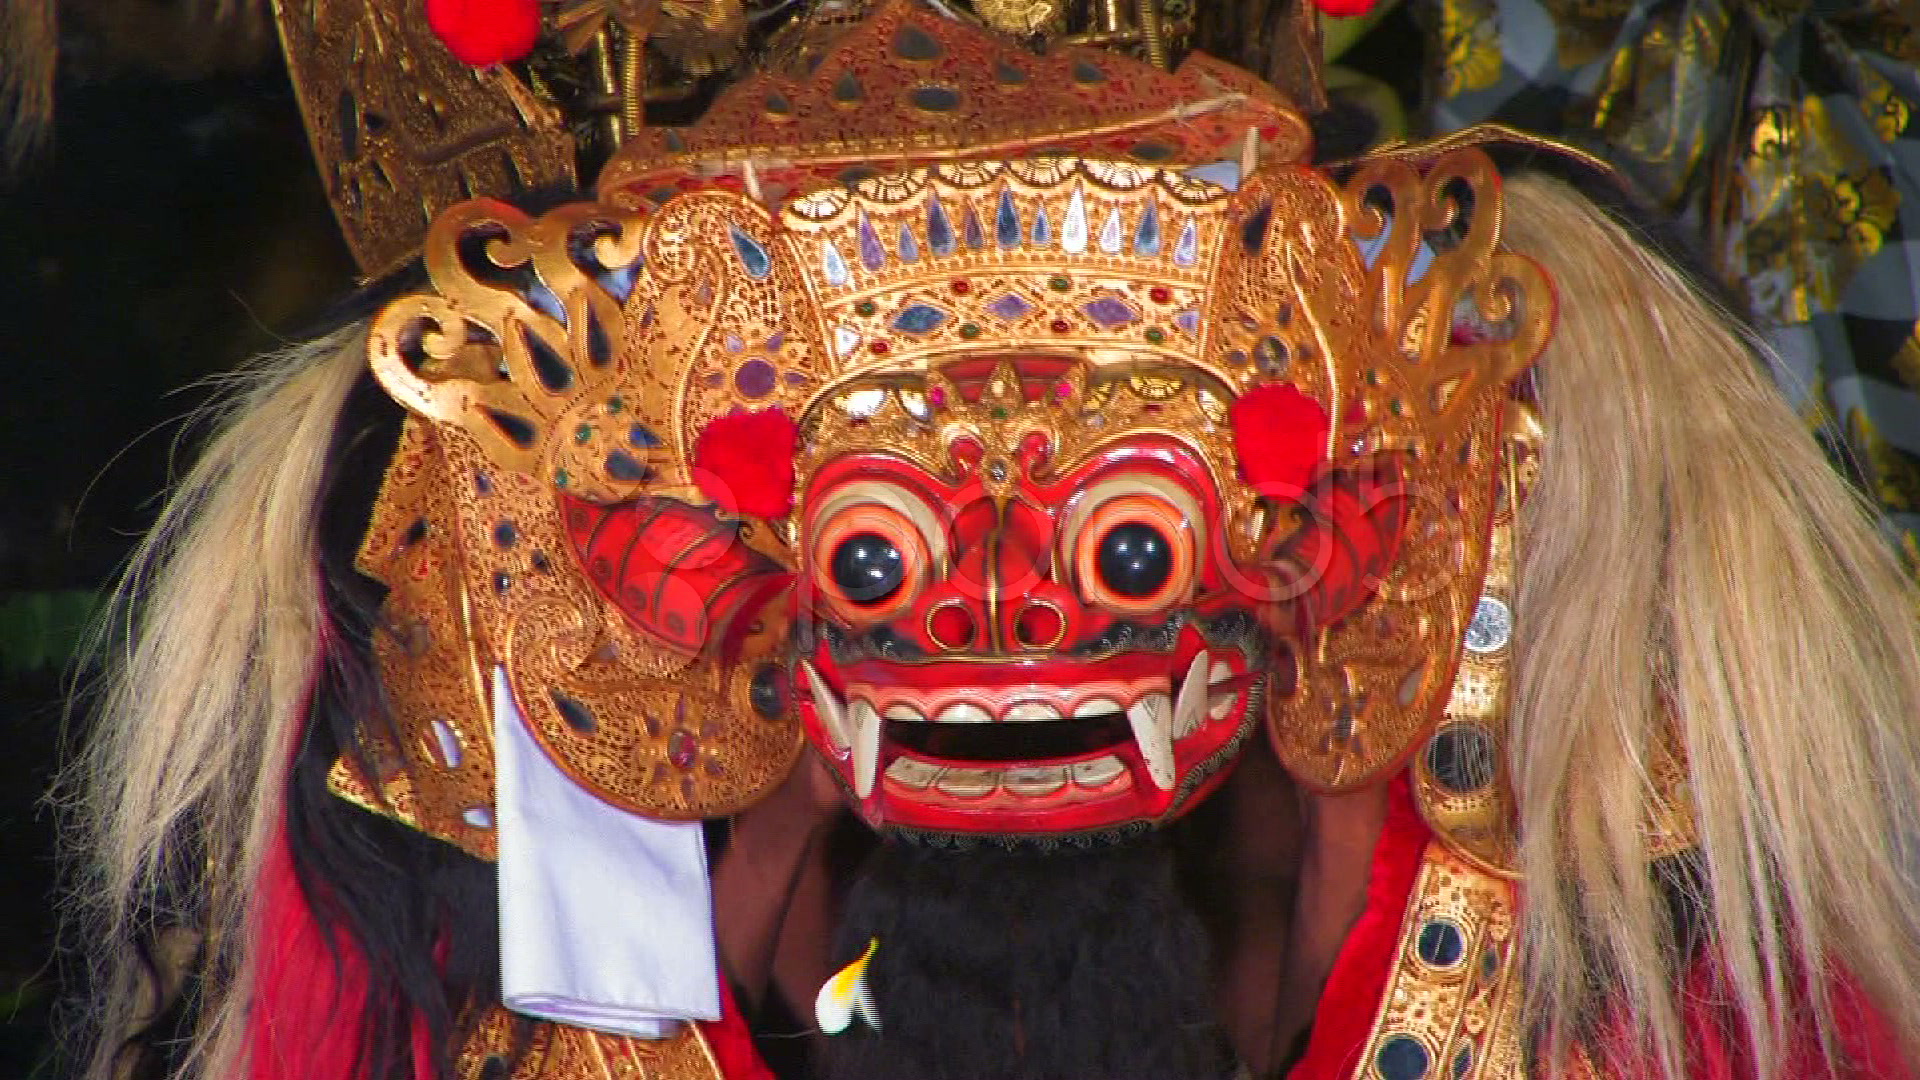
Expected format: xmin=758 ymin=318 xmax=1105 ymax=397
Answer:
xmin=1096 ymin=521 xmax=1174 ymax=598
xmin=831 ymin=531 xmax=907 ymax=604
xmin=1066 ymin=484 xmax=1200 ymax=615
xmin=808 ymin=481 xmax=945 ymax=622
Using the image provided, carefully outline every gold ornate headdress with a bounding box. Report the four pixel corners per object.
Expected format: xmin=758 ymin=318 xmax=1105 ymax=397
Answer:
xmin=270 ymin=0 xmax=1337 ymax=275
xmin=334 ymin=0 xmax=1553 ymax=856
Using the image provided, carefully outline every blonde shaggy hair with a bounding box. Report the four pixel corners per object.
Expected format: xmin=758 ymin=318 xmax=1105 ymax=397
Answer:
xmin=1503 ymin=173 xmax=1920 ymax=1078
xmin=64 ymin=326 xmax=369 ymax=1080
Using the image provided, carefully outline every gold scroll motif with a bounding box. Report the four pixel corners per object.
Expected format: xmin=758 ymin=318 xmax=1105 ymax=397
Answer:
xmin=271 ymin=0 xmax=576 ymax=276
xmin=1260 ymin=149 xmax=1551 ymax=791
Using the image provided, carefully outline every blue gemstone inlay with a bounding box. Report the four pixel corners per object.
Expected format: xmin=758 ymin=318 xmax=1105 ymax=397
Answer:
xmin=964 ymin=203 xmax=987 ymax=249
xmin=729 ymin=225 xmax=772 ymax=279
xmin=898 ymin=223 xmax=921 ymax=263
xmin=1452 ymin=1048 xmax=1473 ymax=1079
xmin=1416 ymin=920 xmax=1466 ymax=968
xmin=928 ymin=195 xmax=956 ymax=256
xmin=1378 ymin=1036 xmax=1430 ymax=1080
xmin=996 ymin=189 xmax=1021 ymax=248
xmin=857 ymin=211 xmax=887 ymax=270
xmin=628 ymin=423 xmax=664 ymax=448
xmin=1134 ymin=199 xmax=1162 ymax=256
xmin=1174 ymin=308 xmax=1201 ymax=333
xmin=985 ymin=292 xmax=1034 ymax=321
xmin=1174 ymin=218 xmax=1199 ymax=266
xmin=821 ymin=241 xmax=850 ymax=287
xmin=1032 ymin=205 xmax=1052 ymax=246
xmin=891 ymin=303 xmax=949 ymax=334
xmin=1081 ymin=296 xmax=1137 ymax=329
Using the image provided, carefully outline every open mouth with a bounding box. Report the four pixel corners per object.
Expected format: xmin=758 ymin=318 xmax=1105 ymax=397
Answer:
xmin=797 ymin=652 xmax=1256 ymax=806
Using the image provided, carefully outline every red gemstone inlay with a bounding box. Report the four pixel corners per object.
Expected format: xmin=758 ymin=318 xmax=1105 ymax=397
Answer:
xmin=870 ymin=340 xmax=891 ymax=354
xmin=668 ymin=729 xmax=698 ymax=770
xmin=1149 ymin=287 xmax=1172 ymax=304
xmin=951 ymin=279 xmax=972 ymax=294
xmin=1049 ymin=318 xmax=1071 ymax=333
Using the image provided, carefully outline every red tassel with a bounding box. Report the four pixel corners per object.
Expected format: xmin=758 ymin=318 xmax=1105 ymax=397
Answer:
xmin=693 ymin=408 xmax=799 ymax=519
xmin=1310 ymin=0 xmax=1376 ymax=16
xmin=425 ymin=0 xmax=541 ymax=67
xmin=1229 ymin=383 xmax=1330 ymax=500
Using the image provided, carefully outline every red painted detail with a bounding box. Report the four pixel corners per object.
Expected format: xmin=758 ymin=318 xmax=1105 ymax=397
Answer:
xmin=561 ymin=493 xmax=792 ymax=660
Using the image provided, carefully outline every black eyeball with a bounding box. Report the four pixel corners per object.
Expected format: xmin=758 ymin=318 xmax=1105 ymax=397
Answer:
xmin=1095 ymin=522 xmax=1173 ymax=599
xmin=830 ymin=531 xmax=906 ymax=604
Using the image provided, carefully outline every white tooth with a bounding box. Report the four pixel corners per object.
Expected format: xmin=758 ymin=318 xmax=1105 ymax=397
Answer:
xmin=851 ymin=700 xmax=882 ymax=798
xmin=886 ymin=758 xmax=940 ymax=789
xmin=934 ymin=702 xmax=993 ymax=724
xmin=1127 ymin=693 xmax=1176 ymax=791
xmin=1173 ymin=651 xmax=1210 ymax=738
xmin=1071 ymin=754 xmax=1126 ymax=788
xmin=882 ymin=704 xmax=924 ymax=721
xmin=1072 ymin=696 xmax=1122 ymax=718
xmin=1005 ymin=702 xmax=1063 ymax=721
xmin=1002 ymin=765 xmax=1068 ymax=796
xmin=1209 ymin=660 xmax=1232 ymax=685
xmin=935 ymin=767 xmax=997 ymax=797
xmin=802 ymin=661 xmax=850 ymax=749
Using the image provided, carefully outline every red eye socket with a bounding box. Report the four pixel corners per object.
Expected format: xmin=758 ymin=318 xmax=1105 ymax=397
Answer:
xmin=811 ymin=503 xmax=930 ymax=622
xmin=1071 ymin=493 xmax=1196 ymax=614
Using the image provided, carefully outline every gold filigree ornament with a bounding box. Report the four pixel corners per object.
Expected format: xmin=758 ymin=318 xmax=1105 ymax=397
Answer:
xmin=455 ymin=1005 xmax=726 ymax=1079
xmin=1357 ymin=840 xmax=1528 ymax=1080
xmin=344 ymin=5 xmax=1554 ymax=846
xmin=272 ymin=0 xmax=578 ymax=278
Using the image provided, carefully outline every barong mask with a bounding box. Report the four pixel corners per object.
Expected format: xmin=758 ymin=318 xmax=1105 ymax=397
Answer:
xmin=339 ymin=2 xmax=1552 ymax=844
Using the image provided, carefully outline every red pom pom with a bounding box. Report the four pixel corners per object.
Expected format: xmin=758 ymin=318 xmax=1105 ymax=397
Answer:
xmin=1311 ymin=0 xmax=1375 ymax=15
xmin=425 ymin=0 xmax=540 ymax=67
xmin=1230 ymin=383 xmax=1330 ymax=499
xmin=693 ymin=408 xmax=799 ymax=518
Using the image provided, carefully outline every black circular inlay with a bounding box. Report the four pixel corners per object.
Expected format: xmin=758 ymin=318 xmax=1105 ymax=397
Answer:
xmin=830 ymin=531 xmax=906 ymax=604
xmin=493 ymin=519 xmax=518 ymax=548
xmin=1377 ymin=1036 xmax=1430 ymax=1080
xmin=1425 ymin=722 xmax=1496 ymax=794
xmin=1096 ymin=522 xmax=1174 ymax=598
xmin=749 ymin=663 xmax=789 ymax=719
xmin=1416 ymin=919 xmax=1466 ymax=968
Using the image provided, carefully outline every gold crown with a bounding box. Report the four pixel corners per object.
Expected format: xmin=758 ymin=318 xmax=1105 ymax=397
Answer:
xmin=342 ymin=9 xmax=1552 ymax=856
xmin=274 ymin=0 xmax=1324 ymax=275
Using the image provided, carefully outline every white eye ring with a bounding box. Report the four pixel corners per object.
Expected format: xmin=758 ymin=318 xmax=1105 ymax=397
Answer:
xmin=1058 ymin=473 xmax=1206 ymax=573
xmin=808 ymin=480 xmax=949 ymax=574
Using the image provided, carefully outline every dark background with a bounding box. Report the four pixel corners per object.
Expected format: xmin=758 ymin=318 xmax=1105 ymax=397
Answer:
xmin=1 ymin=21 xmax=355 ymax=1071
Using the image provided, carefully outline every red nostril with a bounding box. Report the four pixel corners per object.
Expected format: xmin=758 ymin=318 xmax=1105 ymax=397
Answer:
xmin=929 ymin=604 xmax=978 ymax=651
xmin=1014 ymin=602 xmax=1065 ymax=649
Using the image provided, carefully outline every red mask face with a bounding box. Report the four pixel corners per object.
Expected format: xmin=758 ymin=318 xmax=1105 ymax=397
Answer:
xmin=790 ymin=366 xmax=1279 ymax=837
xmin=795 ymin=452 xmax=1269 ymax=832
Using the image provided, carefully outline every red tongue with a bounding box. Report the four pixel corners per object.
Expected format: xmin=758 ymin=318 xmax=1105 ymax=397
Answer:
xmin=889 ymin=715 xmax=1133 ymax=763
